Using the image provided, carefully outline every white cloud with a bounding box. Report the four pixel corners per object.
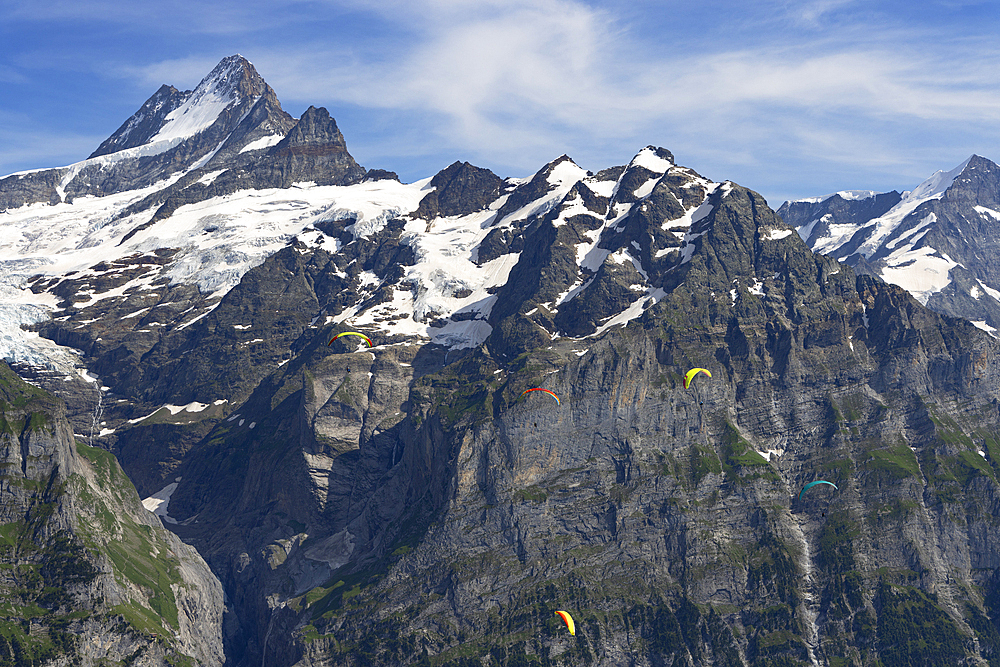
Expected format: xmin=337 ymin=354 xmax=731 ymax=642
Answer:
xmin=634 ymin=45 xmax=1000 ymax=125
xmin=1 ymin=0 xmax=306 ymax=34
xmin=783 ymin=0 xmax=859 ymax=27
xmin=0 ymin=65 xmax=26 ymax=84
xmin=123 ymin=56 xmax=231 ymax=91
xmin=239 ymin=2 xmax=1000 ymax=176
xmin=6 ymin=0 xmax=1000 ymax=202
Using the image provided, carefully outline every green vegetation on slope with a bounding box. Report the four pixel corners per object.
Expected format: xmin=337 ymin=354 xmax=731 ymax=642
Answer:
xmin=74 ymin=442 xmax=184 ymax=636
xmin=875 ymin=581 xmax=967 ymax=666
xmin=0 ymin=498 xmax=98 ymax=665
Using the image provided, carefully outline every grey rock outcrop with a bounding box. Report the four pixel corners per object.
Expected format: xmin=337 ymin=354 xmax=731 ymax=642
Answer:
xmin=111 ymin=170 xmax=1000 ymax=666
xmin=412 ymin=161 xmax=503 ymax=220
xmin=269 ymin=181 xmax=1000 ymax=667
xmin=140 ymin=105 xmax=366 ymax=226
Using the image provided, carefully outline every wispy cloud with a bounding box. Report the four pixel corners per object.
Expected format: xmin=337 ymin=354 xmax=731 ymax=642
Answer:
xmin=0 ymin=0 xmax=307 ymax=35
xmin=783 ymin=0 xmax=859 ymax=27
xmin=3 ymin=0 xmax=1000 ymax=202
xmin=122 ymin=56 xmax=226 ymax=91
xmin=0 ymin=64 xmax=26 ymax=84
xmin=230 ymin=0 xmax=1000 ymax=181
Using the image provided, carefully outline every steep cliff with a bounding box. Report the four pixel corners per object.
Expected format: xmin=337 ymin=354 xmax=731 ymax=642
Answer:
xmin=0 ymin=362 xmax=224 ymax=666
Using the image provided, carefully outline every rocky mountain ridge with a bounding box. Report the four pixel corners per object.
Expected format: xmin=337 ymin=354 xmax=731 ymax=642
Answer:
xmin=0 ymin=54 xmax=361 ymax=213
xmin=3 ymin=55 xmax=1000 ymax=667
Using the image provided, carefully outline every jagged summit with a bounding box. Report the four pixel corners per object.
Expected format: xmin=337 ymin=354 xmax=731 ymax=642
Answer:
xmin=195 ymin=53 xmax=267 ymax=101
xmin=412 ymin=160 xmax=503 ymax=219
xmin=0 ymin=55 xmax=396 ymax=214
xmin=88 ymin=83 xmax=189 ymax=158
xmin=0 ymin=141 xmax=722 ymax=371
xmin=788 ymin=190 xmax=880 ymax=205
xmin=89 ymin=54 xmax=266 ymax=159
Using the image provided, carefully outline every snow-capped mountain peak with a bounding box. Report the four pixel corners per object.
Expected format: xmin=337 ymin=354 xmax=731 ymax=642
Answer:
xmin=805 ymin=156 xmax=975 ymax=262
xmin=193 ymin=54 xmax=261 ymax=100
xmin=1 ymin=55 xmax=299 ymax=212
xmin=145 ymin=55 xmax=252 ymax=145
xmin=87 ymin=84 xmax=188 ymax=159
xmin=791 ymin=190 xmax=878 ymax=205
xmin=0 ymin=137 xmax=727 ymax=372
xmin=784 ymin=154 xmax=1000 ymax=334
xmin=628 ymin=145 xmax=674 ymax=173
xmin=546 ymin=156 xmax=588 ymax=187
xmin=903 ymin=156 xmax=972 ymax=203
xmin=1 ymin=55 xmax=764 ymax=385
xmin=90 ymin=55 xmax=265 ymax=160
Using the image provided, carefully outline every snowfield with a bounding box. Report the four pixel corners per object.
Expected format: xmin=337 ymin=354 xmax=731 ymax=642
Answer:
xmin=1 ymin=144 xmax=739 ymax=371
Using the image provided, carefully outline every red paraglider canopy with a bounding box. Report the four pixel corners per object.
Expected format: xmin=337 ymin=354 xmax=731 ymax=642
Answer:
xmin=519 ymin=388 xmax=560 ymax=405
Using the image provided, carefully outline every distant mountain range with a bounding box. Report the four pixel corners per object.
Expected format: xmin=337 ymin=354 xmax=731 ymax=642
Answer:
xmin=5 ymin=55 xmax=1000 ymax=667
xmin=780 ymin=155 xmax=1000 ymax=334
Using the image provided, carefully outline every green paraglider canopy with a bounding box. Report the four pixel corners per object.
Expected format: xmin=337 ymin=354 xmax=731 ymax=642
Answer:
xmin=799 ymin=480 xmax=838 ymax=499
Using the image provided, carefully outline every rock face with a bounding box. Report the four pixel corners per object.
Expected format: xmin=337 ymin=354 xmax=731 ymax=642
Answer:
xmin=6 ymin=56 xmax=1000 ymax=667
xmin=0 ymin=54 xmax=367 ymax=217
xmin=141 ymin=106 xmax=366 ymax=225
xmin=782 ymin=155 xmax=1000 ymax=334
xmin=412 ymin=161 xmax=504 ymax=220
xmin=264 ymin=181 xmax=1000 ymax=667
xmin=0 ymin=362 xmax=224 ymax=666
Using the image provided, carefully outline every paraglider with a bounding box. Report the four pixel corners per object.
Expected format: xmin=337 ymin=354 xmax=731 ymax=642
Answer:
xmin=799 ymin=480 xmax=838 ymax=500
xmin=519 ymin=388 xmax=560 ymax=405
xmin=555 ymin=610 xmax=576 ymax=636
xmin=328 ymin=332 xmax=373 ymax=348
xmin=684 ymin=368 xmax=711 ymax=389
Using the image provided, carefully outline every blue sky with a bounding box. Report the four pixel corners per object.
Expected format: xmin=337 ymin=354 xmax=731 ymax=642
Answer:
xmin=1 ymin=0 xmax=998 ymax=207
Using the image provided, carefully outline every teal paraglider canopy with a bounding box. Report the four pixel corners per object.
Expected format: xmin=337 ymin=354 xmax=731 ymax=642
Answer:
xmin=799 ymin=480 xmax=838 ymax=500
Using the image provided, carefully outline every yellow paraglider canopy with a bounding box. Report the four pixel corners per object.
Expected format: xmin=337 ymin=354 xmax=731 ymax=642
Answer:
xmin=684 ymin=367 xmax=711 ymax=389
xmin=555 ymin=610 xmax=575 ymax=636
